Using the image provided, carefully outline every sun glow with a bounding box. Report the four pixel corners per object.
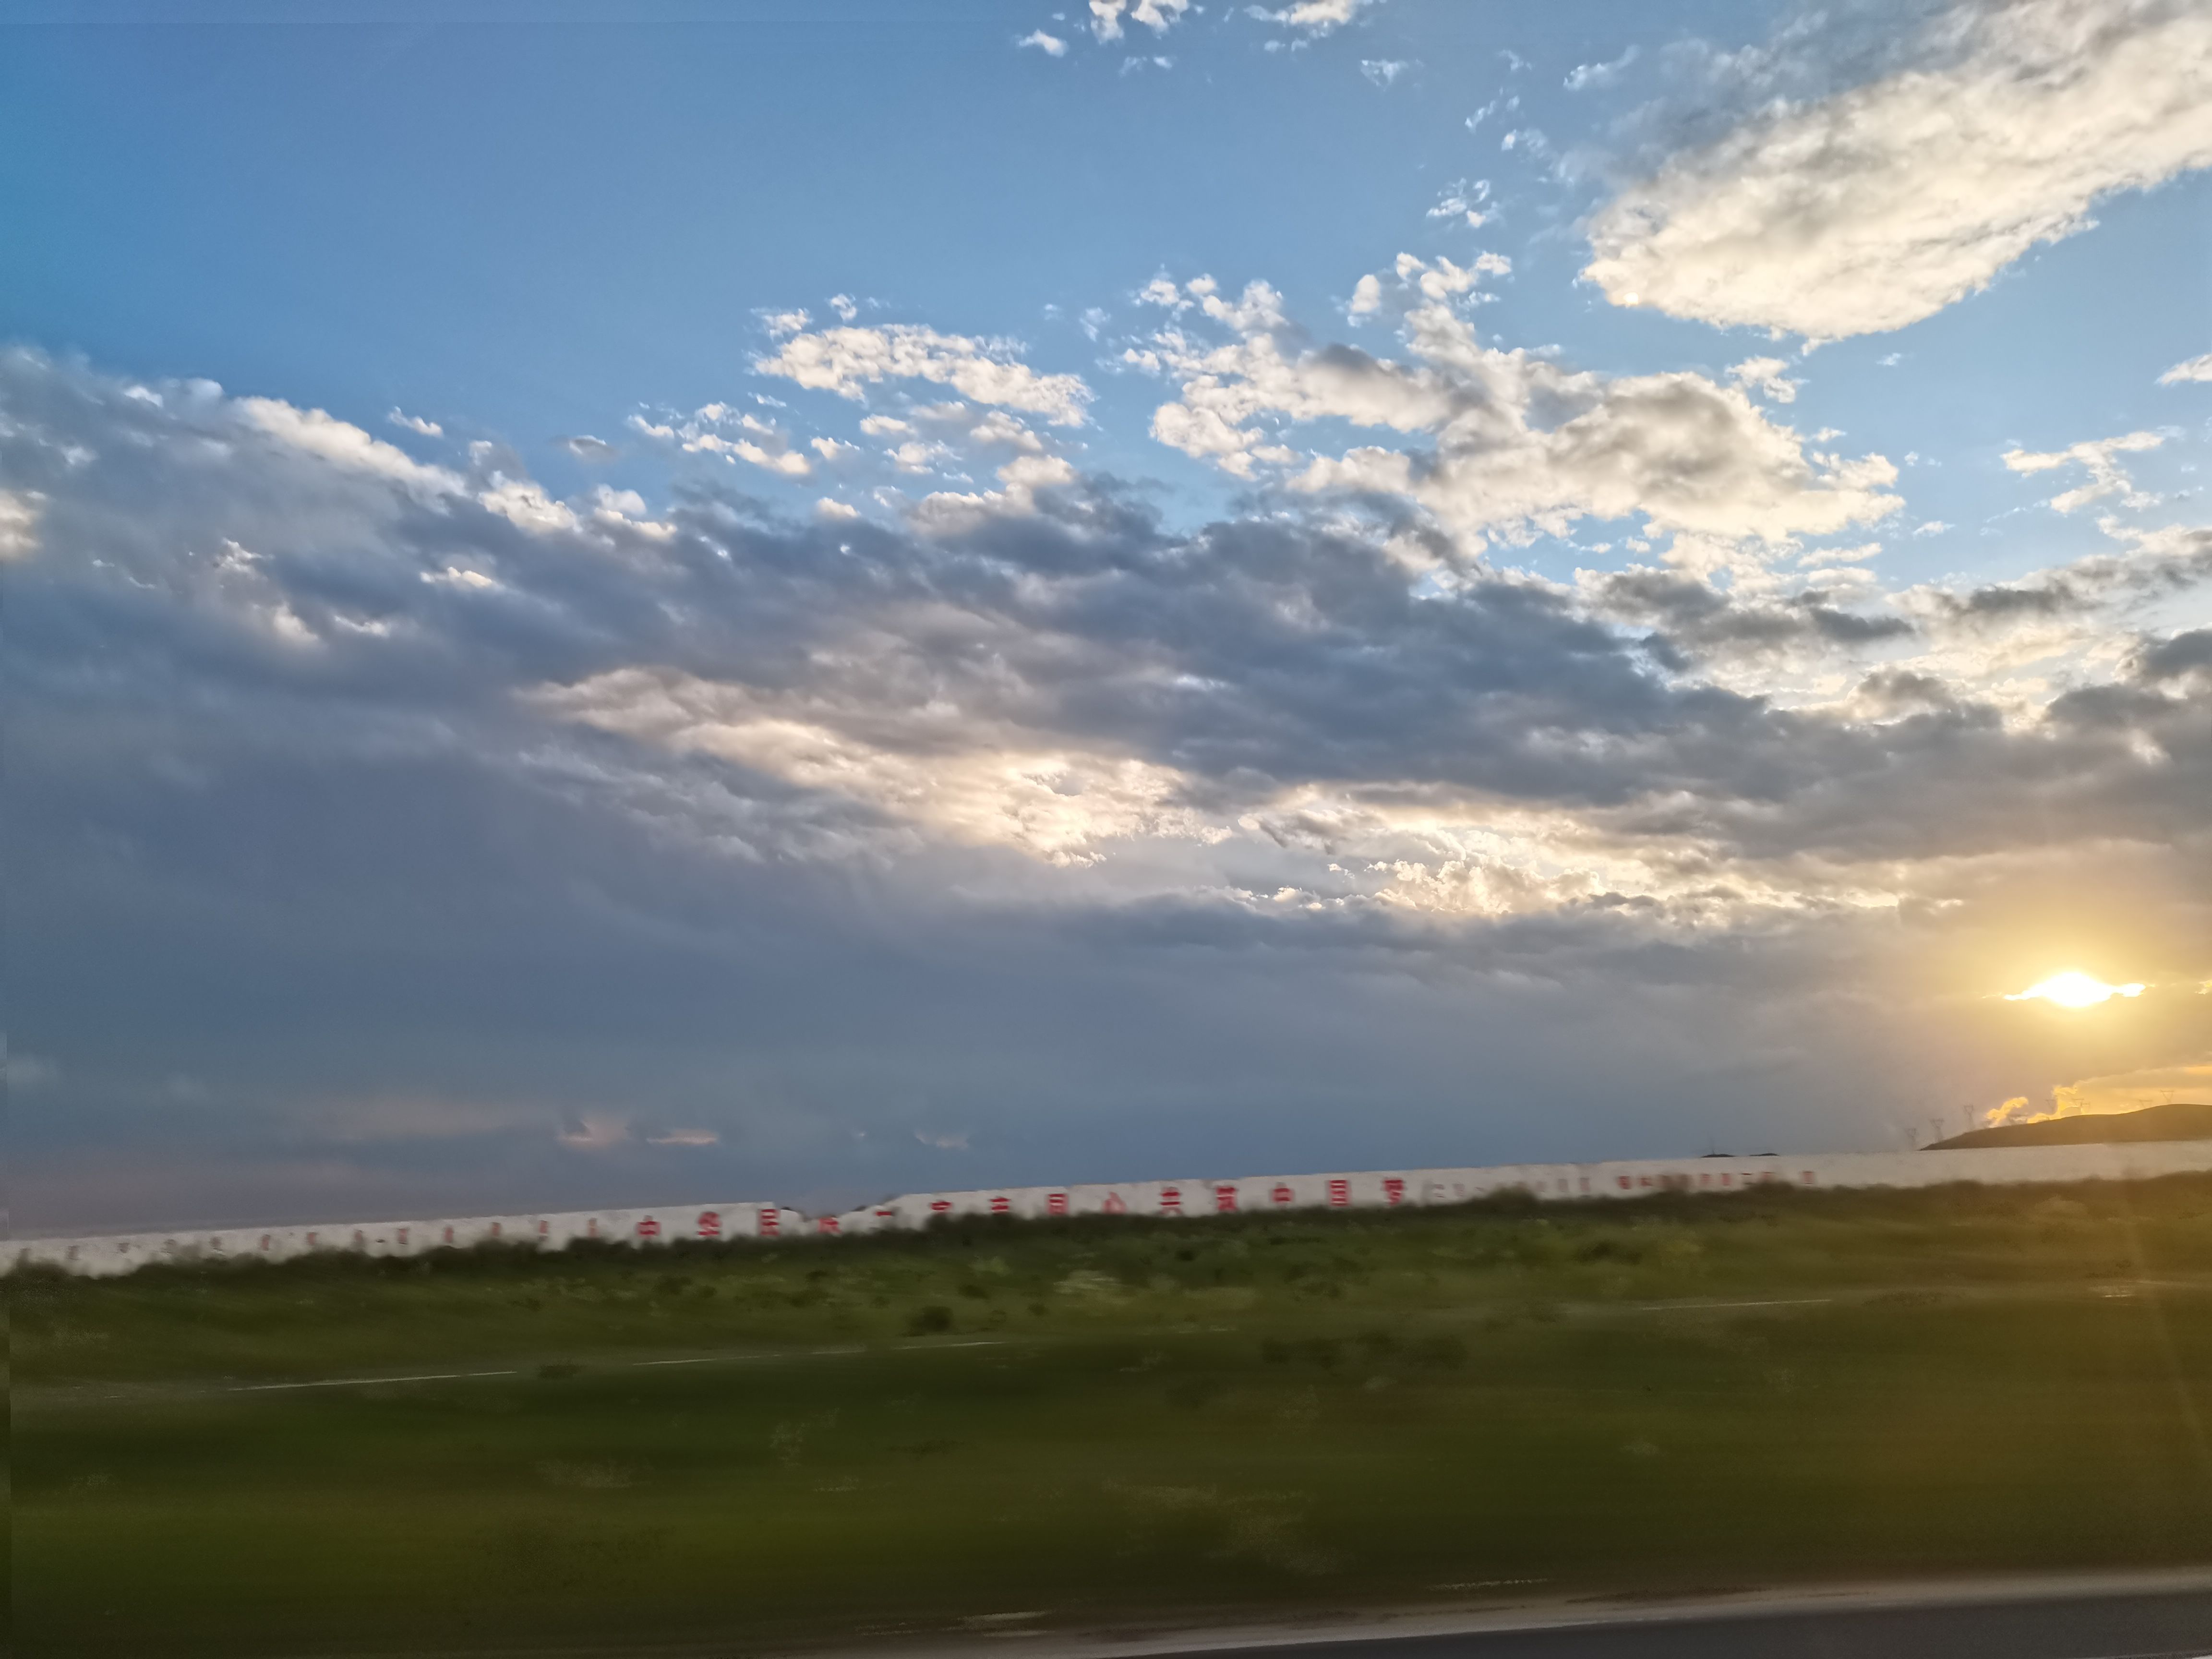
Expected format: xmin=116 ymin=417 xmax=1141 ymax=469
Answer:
xmin=2006 ymin=971 xmax=2146 ymax=1009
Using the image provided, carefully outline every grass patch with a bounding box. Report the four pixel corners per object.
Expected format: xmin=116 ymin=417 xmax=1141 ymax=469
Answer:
xmin=13 ymin=1177 xmax=2212 ymax=1655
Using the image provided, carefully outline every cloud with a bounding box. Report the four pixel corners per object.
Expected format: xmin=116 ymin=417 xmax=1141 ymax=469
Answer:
xmin=2159 ymin=351 xmax=2212 ymax=385
xmin=1017 ymin=28 xmax=1069 ymax=55
xmin=1728 ymin=356 xmax=1800 ymax=404
xmin=240 ymin=397 xmax=465 ymax=498
xmin=755 ymin=322 xmax=1092 ymax=426
xmin=1426 ymin=178 xmax=1493 ymax=228
xmin=645 ymin=1127 xmax=721 ymax=1147
xmin=0 ymin=487 xmax=43 ymax=561
xmin=9 ymin=348 xmax=2210 ymax=1233
xmin=628 ymin=403 xmax=827 ymax=476
xmin=531 ymin=667 xmax=1218 ymax=865
xmin=1361 ymin=59 xmax=1410 ymax=87
xmin=1986 ymin=1060 xmax=2212 ymax=1124
xmin=478 ymin=473 xmax=580 ymax=532
xmin=1145 ymin=284 xmax=1900 ymax=545
xmin=1249 ymin=0 xmax=1379 ymax=34
xmin=1585 ymin=0 xmax=2212 ymax=338
xmin=387 ymin=409 xmax=443 ymax=437
xmin=1090 ymin=0 xmax=1190 ymax=41
xmin=2003 ymin=427 xmax=2165 ymax=513
xmin=1579 ymin=565 xmax=1914 ymax=666
xmin=559 ymin=434 xmax=618 ymax=461
xmin=1563 ymin=45 xmax=1638 ymax=91
xmin=557 ymin=1114 xmax=631 ymax=1151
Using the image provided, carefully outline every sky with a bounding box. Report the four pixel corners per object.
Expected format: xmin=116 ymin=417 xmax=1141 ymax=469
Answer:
xmin=5 ymin=0 xmax=2211 ymax=1233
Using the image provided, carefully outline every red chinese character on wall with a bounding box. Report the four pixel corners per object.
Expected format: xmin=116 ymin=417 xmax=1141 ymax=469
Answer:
xmin=1046 ymin=1192 xmax=1069 ymax=1215
xmin=930 ymin=1199 xmax=953 ymax=1214
xmin=637 ymin=1216 xmax=661 ymax=1239
xmin=817 ymin=1216 xmax=840 ymax=1235
xmin=1272 ymin=1184 xmax=1294 ymax=1205
xmin=1327 ymin=1179 xmax=1349 ymax=1207
xmin=1383 ymin=1178 xmax=1405 ymax=1206
xmin=990 ymin=1194 xmax=1010 ymax=1214
xmin=697 ymin=1210 xmax=722 ymax=1238
xmin=1160 ymin=1186 xmax=1182 ymax=1212
xmin=759 ymin=1208 xmax=780 ymax=1237
xmin=1103 ymin=1192 xmax=1127 ymax=1214
xmin=1215 ymin=1185 xmax=1238 ymax=1213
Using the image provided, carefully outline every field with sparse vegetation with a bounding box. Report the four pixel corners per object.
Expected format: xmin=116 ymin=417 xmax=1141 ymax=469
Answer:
xmin=14 ymin=1176 xmax=2212 ymax=1656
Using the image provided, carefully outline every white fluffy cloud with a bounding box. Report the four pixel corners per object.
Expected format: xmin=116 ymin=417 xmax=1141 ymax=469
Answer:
xmin=628 ymin=404 xmax=821 ymax=476
xmin=1090 ymin=0 xmax=1190 ymax=40
xmin=1250 ymin=0 xmax=1379 ymax=34
xmin=2003 ymin=427 xmax=2165 ymax=513
xmin=755 ymin=322 xmax=1092 ymax=426
xmin=1016 ymin=29 xmax=1069 ymax=55
xmin=1584 ymin=0 xmax=2212 ymax=338
xmin=1728 ymin=356 xmax=1800 ymax=403
xmin=240 ymin=398 xmax=464 ymax=497
xmin=2160 ymin=352 xmax=2212 ymax=385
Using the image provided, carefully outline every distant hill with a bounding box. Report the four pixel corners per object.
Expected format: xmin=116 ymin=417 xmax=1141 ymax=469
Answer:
xmin=1930 ymin=1100 xmax=2212 ymax=1151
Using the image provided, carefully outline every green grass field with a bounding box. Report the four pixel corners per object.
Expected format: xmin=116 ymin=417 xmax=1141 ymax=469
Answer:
xmin=14 ymin=1178 xmax=2212 ymax=1657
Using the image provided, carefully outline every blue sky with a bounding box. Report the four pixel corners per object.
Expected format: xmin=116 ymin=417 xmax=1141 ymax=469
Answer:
xmin=6 ymin=0 xmax=2210 ymax=1229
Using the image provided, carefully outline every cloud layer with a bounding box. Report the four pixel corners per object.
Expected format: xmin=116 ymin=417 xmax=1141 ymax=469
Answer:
xmin=9 ymin=336 xmax=2210 ymax=1230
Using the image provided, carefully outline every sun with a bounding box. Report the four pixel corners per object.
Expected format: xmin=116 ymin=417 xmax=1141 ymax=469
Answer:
xmin=2006 ymin=971 xmax=2146 ymax=1009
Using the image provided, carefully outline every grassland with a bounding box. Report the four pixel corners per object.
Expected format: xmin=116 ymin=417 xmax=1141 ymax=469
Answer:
xmin=14 ymin=1177 xmax=2212 ymax=1657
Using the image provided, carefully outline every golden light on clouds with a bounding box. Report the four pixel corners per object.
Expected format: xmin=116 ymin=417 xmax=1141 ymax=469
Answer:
xmin=2005 ymin=971 xmax=2146 ymax=1009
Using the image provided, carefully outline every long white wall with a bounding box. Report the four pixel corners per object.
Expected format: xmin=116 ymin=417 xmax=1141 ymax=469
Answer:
xmin=14 ymin=1139 xmax=2212 ymax=1278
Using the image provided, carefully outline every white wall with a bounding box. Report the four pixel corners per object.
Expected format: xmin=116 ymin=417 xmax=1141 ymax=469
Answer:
xmin=13 ymin=1139 xmax=2211 ymax=1277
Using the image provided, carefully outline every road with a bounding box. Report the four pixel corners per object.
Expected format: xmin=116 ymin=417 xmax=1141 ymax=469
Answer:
xmin=1131 ymin=1584 xmax=2212 ymax=1659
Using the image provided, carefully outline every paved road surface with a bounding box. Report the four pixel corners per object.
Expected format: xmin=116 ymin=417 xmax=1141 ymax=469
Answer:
xmin=1123 ymin=1592 xmax=2212 ymax=1659
xmin=1143 ymin=1587 xmax=2212 ymax=1659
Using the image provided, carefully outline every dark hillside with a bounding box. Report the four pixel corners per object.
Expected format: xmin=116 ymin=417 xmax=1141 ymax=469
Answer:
xmin=1931 ymin=1100 xmax=2212 ymax=1150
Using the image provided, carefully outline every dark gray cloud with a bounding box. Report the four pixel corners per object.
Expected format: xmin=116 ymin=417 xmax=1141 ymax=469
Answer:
xmin=7 ymin=349 xmax=2210 ymax=1230
xmin=1581 ymin=565 xmax=1917 ymax=657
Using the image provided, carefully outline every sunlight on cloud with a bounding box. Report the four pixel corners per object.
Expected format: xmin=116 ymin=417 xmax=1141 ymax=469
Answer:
xmin=1584 ymin=0 xmax=2212 ymax=338
xmin=2005 ymin=970 xmax=2145 ymax=1008
xmin=1985 ymin=1061 xmax=2211 ymax=1125
xmin=1145 ymin=286 xmax=1899 ymax=546
xmin=0 ymin=487 xmax=43 ymax=561
xmin=531 ymin=667 xmax=1220 ymax=865
xmin=755 ymin=322 xmax=1092 ymax=426
xmin=2003 ymin=429 xmax=2166 ymax=514
xmin=240 ymin=397 xmax=464 ymax=497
